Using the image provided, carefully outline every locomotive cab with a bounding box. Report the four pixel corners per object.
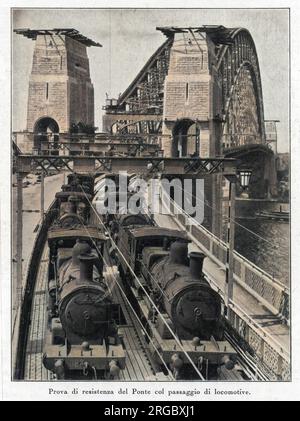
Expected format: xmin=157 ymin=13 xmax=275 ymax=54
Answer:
xmin=43 ymin=227 xmax=125 ymax=379
xmin=117 ymin=226 xmax=189 ymax=277
xmin=119 ymin=231 xmax=236 ymax=379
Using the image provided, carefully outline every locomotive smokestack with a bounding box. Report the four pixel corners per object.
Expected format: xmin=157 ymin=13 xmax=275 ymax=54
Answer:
xmin=163 ymin=237 xmax=169 ymax=250
xmin=72 ymin=241 xmax=91 ymax=265
xmin=78 ymin=254 xmax=96 ymax=282
xmin=170 ymin=241 xmax=188 ymax=265
xmin=189 ymin=252 xmax=206 ymax=279
xmin=61 ymin=184 xmax=71 ymax=192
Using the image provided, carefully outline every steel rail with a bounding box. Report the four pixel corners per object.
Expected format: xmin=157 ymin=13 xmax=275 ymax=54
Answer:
xmin=80 ymin=186 xmax=206 ymax=380
xmin=78 ymin=222 xmax=175 ymax=380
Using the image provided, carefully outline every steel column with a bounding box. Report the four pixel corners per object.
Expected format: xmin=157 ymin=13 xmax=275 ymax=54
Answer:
xmin=225 ymin=180 xmax=236 ymax=314
xmin=16 ymin=172 xmax=24 ymax=309
xmin=40 ymin=171 xmax=45 ymax=222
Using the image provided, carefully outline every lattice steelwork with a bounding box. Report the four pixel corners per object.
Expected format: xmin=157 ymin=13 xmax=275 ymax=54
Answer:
xmin=103 ymin=38 xmax=171 ymax=135
xmin=105 ymin=38 xmax=172 ymax=119
xmin=216 ymin=29 xmax=265 ymax=150
xmin=125 ymin=47 xmax=170 ymax=114
xmin=222 ymin=67 xmax=260 ymax=148
xmin=14 ymin=154 xmax=236 ymax=177
xmin=112 ymin=119 xmax=162 ymax=135
xmin=108 ymin=27 xmax=266 ymax=150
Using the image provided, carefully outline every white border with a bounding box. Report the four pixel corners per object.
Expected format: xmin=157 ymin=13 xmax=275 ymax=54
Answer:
xmin=1 ymin=0 xmax=300 ymax=401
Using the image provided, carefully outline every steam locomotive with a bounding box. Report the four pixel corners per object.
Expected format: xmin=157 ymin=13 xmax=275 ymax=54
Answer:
xmin=42 ymin=174 xmax=125 ymax=379
xmin=42 ymin=172 xmax=237 ymax=380
xmin=110 ymin=212 xmax=237 ymax=379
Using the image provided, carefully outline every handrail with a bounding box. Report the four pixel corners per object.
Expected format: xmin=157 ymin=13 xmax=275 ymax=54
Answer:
xmin=160 ymin=187 xmax=290 ymax=322
xmin=198 ymin=264 xmax=289 ymax=356
xmin=13 ymin=199 xmax=58 ymax=379
xmin=226 ymin=303 xmax=290 ymax=380
xmin=167 ymin=189 xmax=288 ymax=292
xmin=187 ymin=250 xmax=289 ymax=359
xmin=156 ymin=191 xmax=290 ymax=380
xmin=228 ymin=300 xmax=289 ymax=358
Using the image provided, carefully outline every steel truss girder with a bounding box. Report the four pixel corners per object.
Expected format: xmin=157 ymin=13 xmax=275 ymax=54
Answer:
xmin=184 ymin=159 xmax=223 ymax=175
xmin=18 ymin=156 xmax=74 ymax=173
xmin=14 ymin=155 xmax=236 ymax=177
xmin=115 ymin=38 xmax=172 ymax=114
xmin=217 ymin=29 xmax=265 ymax=145
xmin=112 ymin=119 xmax=163 ymax=136
xmin=38 ymin=140 xmax=159 ymax=156
xmin=95 ymin=158 xmax=112 ymax=172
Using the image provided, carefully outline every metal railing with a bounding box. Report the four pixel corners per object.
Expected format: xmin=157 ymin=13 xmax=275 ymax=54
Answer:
xmin=160 ymin=188 xmax=290 ymax=380
xmin=227 ymin=302 xmax=290 ymax=381
xmin=13 ymin=200 xmax=58 ymax=379
xmin=160 ymin=187 xmax=290 ymax=322
xmin=204 ymin=272 xmax=290 ymax=380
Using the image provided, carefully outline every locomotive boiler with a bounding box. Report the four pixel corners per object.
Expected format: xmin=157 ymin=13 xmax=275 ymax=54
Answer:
xmin=143 ymin=241 xmax=222 ymax=340
xmin=56 ymin=240 xmax=113 ymax=342
xmin=43 ymin=178 xmax=125 ymax=380
xmin=109 ymin=219 xmax=236 ymax=379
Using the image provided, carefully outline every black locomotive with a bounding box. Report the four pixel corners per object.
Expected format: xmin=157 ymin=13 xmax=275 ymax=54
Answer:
xmin=42 ymin=172 xmax=237 ymax=380
xmin=42 ymin=174 xmax=125 ymax=379
xmin=110 ymin=210 xmax=237 ymax=379
xmin=144 ymin=241 xmax=223 ymax=340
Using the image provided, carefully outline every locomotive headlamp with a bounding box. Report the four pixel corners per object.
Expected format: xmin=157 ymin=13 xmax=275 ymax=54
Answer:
xmin=171 ymin=353 xmax=183 ymax=369
xmin=81 ymin=341 xmax=90 ymax=351
xmin=109 ymin=360 xmax=120 ymax=378
xmin=192 ymin=337 xmax=201 ymax=347
xmin=238 ymin=169 xmax=252 ymax=189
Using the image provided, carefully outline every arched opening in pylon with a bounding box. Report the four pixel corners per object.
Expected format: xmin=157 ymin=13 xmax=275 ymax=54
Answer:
xmin=172 ymin=119 xmax=200 ymax=157
xmin=33 ymin=117 xmax=59 ymax=154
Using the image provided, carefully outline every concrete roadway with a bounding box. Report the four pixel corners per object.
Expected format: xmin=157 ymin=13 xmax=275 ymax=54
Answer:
xmin=12 ymin=173 xmax=65 ymax=297
xmin=11 ymin=174 xmax=289 ymax=373
xmin=153 ymin=211 xmax=290 ymax=353
xmin=11 ymin=173 xmax=65 ymax=372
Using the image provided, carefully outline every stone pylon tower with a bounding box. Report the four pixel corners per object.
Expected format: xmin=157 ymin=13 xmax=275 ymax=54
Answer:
xmin=15 ymin=29 xmax=101 ymax=139
xmin=161 ymin=29 xmax=222 ymax=159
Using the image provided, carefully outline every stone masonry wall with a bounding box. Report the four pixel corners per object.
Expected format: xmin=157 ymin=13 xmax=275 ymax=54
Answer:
xmin=27 ymin=34 xmax=94 ymax=133
xmin=162 ymin=32 xmax=219 ymax=158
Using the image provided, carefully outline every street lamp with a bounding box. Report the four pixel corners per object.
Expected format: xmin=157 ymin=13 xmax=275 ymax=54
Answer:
xmin=238 ymin=169 xmax=252 ymax=190
xmin=237 ymin=168 xmax=252 ymax=199
xmin=224 ymin=168 xmax=252 ymax=316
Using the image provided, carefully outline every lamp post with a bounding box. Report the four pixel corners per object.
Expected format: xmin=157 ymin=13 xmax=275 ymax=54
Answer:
xmin=239 ymin=169 xmax=252 ymax=195
xmin=224 ymin=168 xmax=252 ymax=316
xmin=40 ymin=171 xmax=45 ymax=222
xmin=16 ymin=172 xmax=24 ymax=310
xmin=195 ymin=121 xmax=200 ymax=156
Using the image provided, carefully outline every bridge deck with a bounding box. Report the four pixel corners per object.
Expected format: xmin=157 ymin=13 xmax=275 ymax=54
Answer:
xmin=153 ymin=211 xmax=290 ymax=353
xmin=13 ymin=175 xmax=289 ymax=380
xmin=104 ymin=263 xmax=171 ymax=381
xmin=23 ymin=251 xmax=163 ymax=380
xmin=24 ymin=244 xmax=53 ymax=380
xmin=18 ymin=178 xmax=167 ymax=381
xmin=12 ymin=173 xmax=65 ymax=285
xmin=12 ymin=174 xmax=65 ymax=372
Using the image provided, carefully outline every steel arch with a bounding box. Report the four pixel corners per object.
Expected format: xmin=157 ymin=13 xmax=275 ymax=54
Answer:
xmin=216 ymin=28 xmax=265 ymax=147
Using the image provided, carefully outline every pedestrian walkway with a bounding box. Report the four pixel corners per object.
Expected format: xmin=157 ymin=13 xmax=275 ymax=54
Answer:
xmin=153 ymin=211 xmax=290 ymax=353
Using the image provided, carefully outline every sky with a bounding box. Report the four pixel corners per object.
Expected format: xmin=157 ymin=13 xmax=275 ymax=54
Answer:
xmin=12 ymin=8 xmax=289 ymax=152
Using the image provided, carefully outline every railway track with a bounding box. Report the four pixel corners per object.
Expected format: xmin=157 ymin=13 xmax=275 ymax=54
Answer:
xmin=24 ymin=244 xmax=53 ymax=381
xmin=21 ymin=206 xmax=249 ymax=382
xmin=104 ymin=256 xmax=173 ymax=381
xmin=23 ymin=240 xmax=171 ymax=381
xmin=224 ymin=331 xmax=269 ymax=381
